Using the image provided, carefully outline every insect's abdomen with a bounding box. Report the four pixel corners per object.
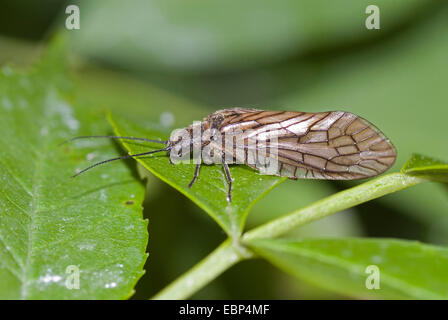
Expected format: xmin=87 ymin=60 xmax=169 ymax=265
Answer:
xmin=219 ymin=109 xmax=396 ymax=180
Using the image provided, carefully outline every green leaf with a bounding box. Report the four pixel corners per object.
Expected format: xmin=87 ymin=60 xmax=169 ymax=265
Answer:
xmin=248 ymin=238 xmax=448 ymax=299
xmin=402 ymin=153 xmax=448 ymax=182
xmin=108 ymin=113 xmax=285 ymax=238
xmin=0 ymin=39 xmax=148 ymax=299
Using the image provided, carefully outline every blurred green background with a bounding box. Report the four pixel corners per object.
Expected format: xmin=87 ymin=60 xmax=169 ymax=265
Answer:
xmin=1 ymin=0 xmax=446 ymax=299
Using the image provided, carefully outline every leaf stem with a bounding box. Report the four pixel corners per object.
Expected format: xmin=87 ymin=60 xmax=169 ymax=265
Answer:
xmin=152 ymin=239 xmax=252 ymax=300
xmin=243 ymin=173 xmax=425 ymax=241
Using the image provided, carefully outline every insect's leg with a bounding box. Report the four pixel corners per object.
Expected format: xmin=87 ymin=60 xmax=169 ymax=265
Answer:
xmin=188 ymin=158 xmax=201 ymax=188
xmin=221 ymin=156 xmax=233 ymax=203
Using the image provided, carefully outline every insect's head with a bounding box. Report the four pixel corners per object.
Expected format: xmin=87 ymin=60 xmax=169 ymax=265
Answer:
xmin=167 ymin=123 xmax=202 ymax=162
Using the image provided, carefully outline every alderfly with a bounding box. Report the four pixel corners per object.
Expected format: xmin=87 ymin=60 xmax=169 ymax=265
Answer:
xmin=65 ymin=108 xmax=396 ymax=202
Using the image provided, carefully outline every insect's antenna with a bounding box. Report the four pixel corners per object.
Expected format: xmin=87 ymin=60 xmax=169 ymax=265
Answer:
xmin=59 ymin=135 xmax=168 ymax=146
xmin=72 ymin=147 xmax=171 ymax=178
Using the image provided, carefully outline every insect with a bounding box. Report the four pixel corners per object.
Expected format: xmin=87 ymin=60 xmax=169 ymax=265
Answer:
xmin=67 ymin=108 xmax=396 ymax=202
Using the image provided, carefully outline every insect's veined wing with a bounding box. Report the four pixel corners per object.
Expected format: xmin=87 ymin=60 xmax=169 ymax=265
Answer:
xmin=220 ymin=110 xmax=396 ymax=180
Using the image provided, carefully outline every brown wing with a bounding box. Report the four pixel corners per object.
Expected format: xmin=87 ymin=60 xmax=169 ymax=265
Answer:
xmin=219 ymin=109 xmax=396 ymax=180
